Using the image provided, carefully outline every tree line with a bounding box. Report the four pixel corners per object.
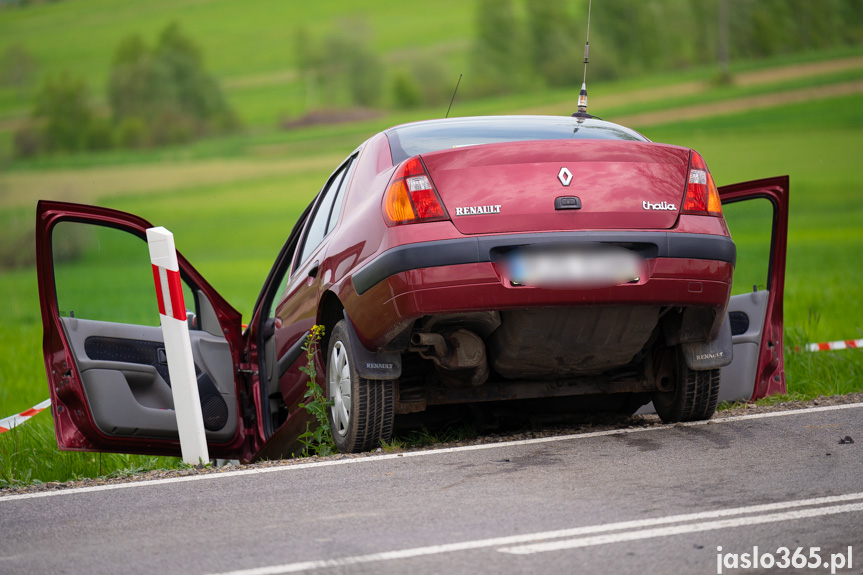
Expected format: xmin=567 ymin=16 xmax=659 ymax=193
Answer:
xmin=3 ymin=0 xmax=862 ymax=157
xmin=293 ymin=0 xmax=863 ymax=108
xmin=10 ymin=23 xmax=238 ymax=158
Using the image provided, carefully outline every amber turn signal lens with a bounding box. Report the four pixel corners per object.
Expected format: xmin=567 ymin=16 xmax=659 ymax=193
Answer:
xmin=383 ymin=156 xmax=449 ymax=225
xmin=683 ymin=151 xmax=722 ymax=217
xmin=384 ymin=179 xmax=417 ymax=222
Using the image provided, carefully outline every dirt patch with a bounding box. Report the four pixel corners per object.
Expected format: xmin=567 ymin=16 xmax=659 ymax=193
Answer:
xmin=518 ymin=55 xmax=863 ymax=118
xmin=0 ymin=155 xmax=345 ymax=210
xmin=223 ymin=69 xmax=298 ymax=90
xmin=614 ymin=80 xmax=863 ymax=128
xmin=735 ymin=56 xmax=863 ymax=87
xmin=281 ymin=108 xmax=382 ymax=129
xmin=4 ymin=393 xmax=861 ymax=497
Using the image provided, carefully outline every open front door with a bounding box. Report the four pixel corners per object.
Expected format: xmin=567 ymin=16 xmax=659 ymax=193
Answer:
xmin=36 ymin=201 xmax=250 ymax=459
xmin=719 ymin=176 xmax=789 ymax=402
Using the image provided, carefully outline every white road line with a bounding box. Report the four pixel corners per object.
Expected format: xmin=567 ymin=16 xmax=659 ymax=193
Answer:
xmin=499 ymin=502 xmax=863 ymax=555
xmin=2 ymin=402 xmax=861 ymax=503
xmin=207 ymin=495 xmax=863 ymax=574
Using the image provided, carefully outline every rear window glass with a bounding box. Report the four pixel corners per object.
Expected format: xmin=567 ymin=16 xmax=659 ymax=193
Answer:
xmin=386 ymin=116 xmax=648 ymax=164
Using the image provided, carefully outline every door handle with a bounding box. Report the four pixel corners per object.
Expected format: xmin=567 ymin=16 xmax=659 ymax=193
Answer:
xmin=308 ymin=261 xmax=320 ymax=278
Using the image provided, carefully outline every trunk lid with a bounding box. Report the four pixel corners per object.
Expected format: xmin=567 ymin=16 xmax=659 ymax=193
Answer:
xmin=421 ymin=140 xmax=690 ymax=235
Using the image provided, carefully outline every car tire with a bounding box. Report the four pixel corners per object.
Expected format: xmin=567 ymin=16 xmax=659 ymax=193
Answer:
xmin=652 ymin=350 xmax=720 ymax=423
xmin=327 ymin=320 xmax=395 ymax=453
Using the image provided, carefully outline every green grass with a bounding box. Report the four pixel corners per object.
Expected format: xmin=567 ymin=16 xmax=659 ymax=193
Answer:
xmin=0 ymin=0 xmax=474 ymax=85
xmin=0 ymin=0 xmax=475 ymax=135
xmin=0 ymin=417 xmax=185 ymax=489
xmin=2 ymin=49 xmax=863 ymax=486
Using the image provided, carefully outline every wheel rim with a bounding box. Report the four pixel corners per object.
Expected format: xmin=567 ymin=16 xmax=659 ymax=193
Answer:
xmin=328 ymin=340 xmax=351 ymax=437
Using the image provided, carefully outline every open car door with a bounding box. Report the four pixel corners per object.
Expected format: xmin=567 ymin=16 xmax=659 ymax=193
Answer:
xmin=719 ymin=176 xmax=789 ymax=402
xmin=36 ymin=201 xmax=252 ymax=460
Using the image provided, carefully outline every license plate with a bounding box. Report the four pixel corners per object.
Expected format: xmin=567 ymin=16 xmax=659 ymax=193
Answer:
xmin=499 ymin=244 xmax=644 ymax=288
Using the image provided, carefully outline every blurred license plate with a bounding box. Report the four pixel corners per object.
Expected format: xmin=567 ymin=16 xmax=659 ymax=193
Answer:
xmin=500 ymin=245 xmax=644 ymax=288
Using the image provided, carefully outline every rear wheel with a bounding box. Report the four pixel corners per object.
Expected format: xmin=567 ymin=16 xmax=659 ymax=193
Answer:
xmin=327 ymin=320 xmax=395 ymax=453
xmin=652 ymin=350 xmax=720 ymax=423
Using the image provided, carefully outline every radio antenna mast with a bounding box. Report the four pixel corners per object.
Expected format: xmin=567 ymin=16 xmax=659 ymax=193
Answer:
xmin=574 ymin=0 xmax=592 ymax=118
xmin=445 ymin=73 xmax=463 ymax=119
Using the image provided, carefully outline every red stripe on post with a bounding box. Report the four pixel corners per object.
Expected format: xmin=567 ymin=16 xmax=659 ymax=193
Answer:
xmin=818 ymin=342 xmax=830 ymax=351
xmin=847 ymin=340 xmax=857 ymax=348
xmin=165 ymin=268 xmax=186 ymax=321
xmin=152 ymin=264 xmax=167 ymax=316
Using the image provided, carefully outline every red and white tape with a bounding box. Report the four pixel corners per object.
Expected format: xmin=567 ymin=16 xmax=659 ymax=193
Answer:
xmin=802 ymin=338 xmax=863 ymax=352
xmin=0 ymin=399 xmax=51 ymax=434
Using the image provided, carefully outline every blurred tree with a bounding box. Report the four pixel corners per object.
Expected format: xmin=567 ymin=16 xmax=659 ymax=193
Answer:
xmin=838 ymin=0 xmax=863 ymax=43
xmin=294 ymin=20 xmax=385 ymax=111
xmin=108 ymin=34 xmax=156 ymax=122
xmin=526 ymin=0 xmax=580 ymax=87
xmin=410 ymin=56 xmax=451 ymax=107
xmin=0 ymin=43 xmax=38 ymax=100
xmin=392 ymin=69 xmax=422 ymax=109
xmin=108 ymin=22 xmax=238 ymax=146
xmin=31 ymin=72 xmax=93 ymax=152
xmin=154 ymin=23 xmax=236 ymax=129
xmin=391 ymin=56 xmax=451 ymax=110
xmin=591 ymin=0 xmax=665 ymax=77
xmin=295 ymin=26 xmax=321 ymax=111
xmin=341 ymin=34 xmax=385 ymax=107
xmin=470 ymin=0 xmax=527 ymax=95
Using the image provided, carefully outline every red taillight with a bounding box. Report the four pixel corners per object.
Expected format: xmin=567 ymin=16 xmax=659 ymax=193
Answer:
xmin=383 ymin=156 xmax=449 ymax=225
xmin=682 ymin=151 xmax=722 ymax=216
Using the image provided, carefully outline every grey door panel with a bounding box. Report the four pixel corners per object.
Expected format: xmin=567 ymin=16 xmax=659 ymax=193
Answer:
xmin=82 ymin=369 xmax=181 ymax=438
xmin=197 ymin=288 xmax=224 ymax=337
xmin=720 ymin=289 xmax=770 ymax=403
xmin=61 ymin=316 xmax=238 ymax=441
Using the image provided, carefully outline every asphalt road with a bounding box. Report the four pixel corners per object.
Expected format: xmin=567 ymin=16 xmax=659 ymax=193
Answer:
xmin=2 ymin=404 xmax=862 ymax=575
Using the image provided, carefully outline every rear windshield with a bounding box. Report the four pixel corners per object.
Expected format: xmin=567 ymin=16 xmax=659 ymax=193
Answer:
xmin=386 ymin=116 xmax=648 ymax=164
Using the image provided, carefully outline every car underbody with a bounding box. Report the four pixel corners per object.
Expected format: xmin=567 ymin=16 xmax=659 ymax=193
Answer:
xmin=368 ymin=300 xmax=722 ymax=417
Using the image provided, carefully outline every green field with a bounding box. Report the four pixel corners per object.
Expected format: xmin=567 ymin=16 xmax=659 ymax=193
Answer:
xmin=0 ymin=0 xmax=478 ymax=134
xmin=1 ymin=1 xmax=862 ymax=485
xmin=3 ymin=83 xmax=863 ymax=484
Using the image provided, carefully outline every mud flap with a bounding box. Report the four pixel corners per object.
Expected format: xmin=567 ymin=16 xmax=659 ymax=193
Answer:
xmin=343 ymin=311 xmax=402 ymax=380
xmin=682 ymin=313 xmax=733 ymax=370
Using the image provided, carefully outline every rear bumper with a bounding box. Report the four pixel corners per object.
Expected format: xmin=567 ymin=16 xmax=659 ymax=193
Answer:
xmin=352 ymin=231 xmax=735 ymax=295
xmin=349 ymin=243 xmax=734 ymax=350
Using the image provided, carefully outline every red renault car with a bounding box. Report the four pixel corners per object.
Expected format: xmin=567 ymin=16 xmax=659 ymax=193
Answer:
xmin=37 ymin=115 xmax=788 ymax=460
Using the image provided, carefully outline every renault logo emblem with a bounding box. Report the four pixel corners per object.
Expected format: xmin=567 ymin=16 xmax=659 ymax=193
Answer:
xmin=558 ymin=167 xmax=573 ymax=187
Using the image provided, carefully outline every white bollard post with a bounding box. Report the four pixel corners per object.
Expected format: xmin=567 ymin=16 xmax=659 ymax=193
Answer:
xmin=146 ymin=226 xmax=209 ymax=466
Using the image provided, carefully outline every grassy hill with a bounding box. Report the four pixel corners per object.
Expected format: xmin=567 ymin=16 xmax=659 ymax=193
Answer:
xmin=0 ymin=0 xmax=477 ymax=129
xmin=0 ymin=0 xmax=861 ymax=485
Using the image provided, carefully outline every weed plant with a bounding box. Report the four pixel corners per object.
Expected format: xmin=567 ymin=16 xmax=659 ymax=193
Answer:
xmin=297 ymin=325 xmax=335 ymax=457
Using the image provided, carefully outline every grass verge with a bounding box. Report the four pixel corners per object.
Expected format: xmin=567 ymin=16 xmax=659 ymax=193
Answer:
xmin=0 ymin=417 xmax=185 ymax=489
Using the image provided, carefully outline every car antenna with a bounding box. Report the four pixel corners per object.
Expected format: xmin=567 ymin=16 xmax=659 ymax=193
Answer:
xmin=572 ymin=0 xmax=592 ymax=120
xmin=445 ymin=73 xmax=463 ymax=118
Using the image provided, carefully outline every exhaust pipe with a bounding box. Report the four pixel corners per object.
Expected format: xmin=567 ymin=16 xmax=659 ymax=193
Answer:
xmin=411 ymin=330 xmax=489 ymax=387
xmin=411 ymin=332 xmax=449 ymax=358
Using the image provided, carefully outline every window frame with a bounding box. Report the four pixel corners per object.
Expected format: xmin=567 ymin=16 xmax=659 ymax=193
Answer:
xmin=291 ymin=154 xmax=357 ymax=276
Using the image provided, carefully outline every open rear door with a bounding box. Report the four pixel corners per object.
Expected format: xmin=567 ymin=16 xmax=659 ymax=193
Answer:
xmin=719 ymin=176 xmax=789 ymax=402
xmin=36 ymin=201 xmax=250 ymax=459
